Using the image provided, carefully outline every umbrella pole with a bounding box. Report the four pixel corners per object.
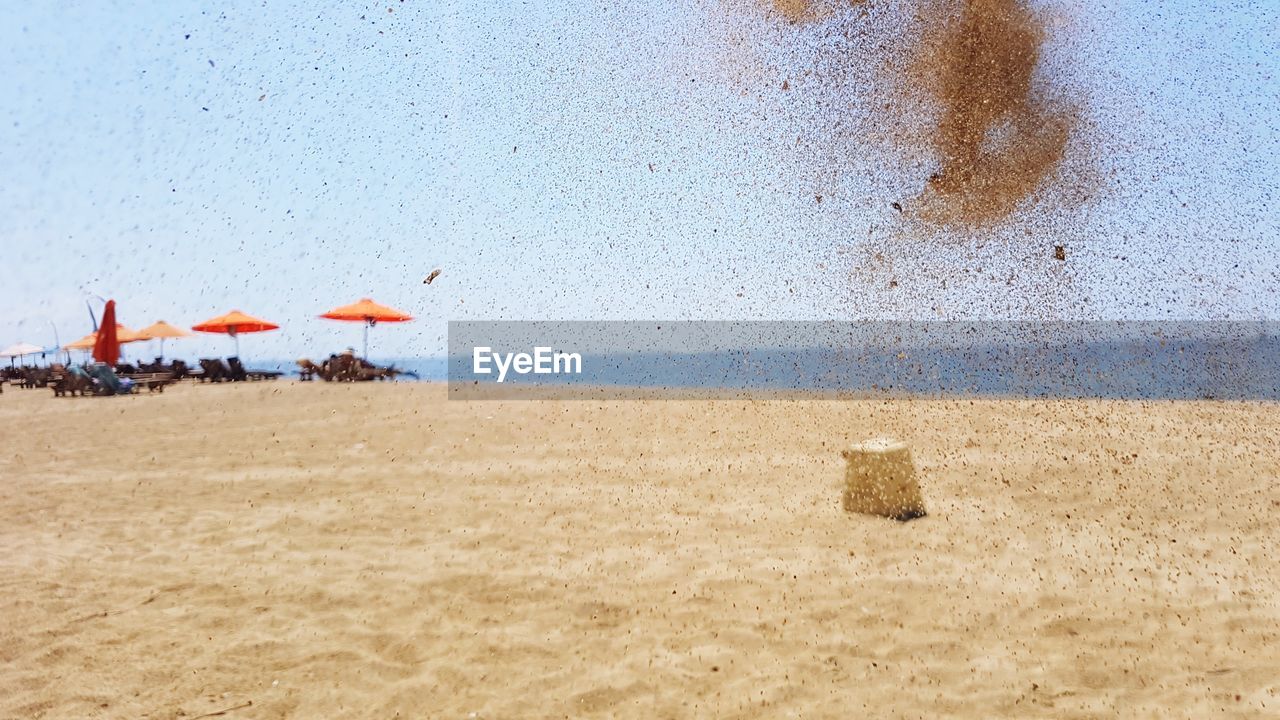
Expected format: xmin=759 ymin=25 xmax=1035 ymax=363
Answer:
xmin=363 ymin=322 xmax=369 ymax=360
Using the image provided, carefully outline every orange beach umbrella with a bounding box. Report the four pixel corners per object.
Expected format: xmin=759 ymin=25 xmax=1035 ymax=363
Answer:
xmin=138 ymin=320 xmax=191 ymax=360
xmin=65 ymin=324 xmax=151 ymax=351
xmin=139 ymin=320 xmax=191 ymax=339
xmin=64 ymin=334 xmax=98 ymax=351
xmin=320 ymin=297 xmax=413 ymax=358
xmin=192 ymin=310 xmax=279 ymax=357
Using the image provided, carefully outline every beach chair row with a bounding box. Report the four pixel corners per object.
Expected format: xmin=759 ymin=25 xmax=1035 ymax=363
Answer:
xmin=195 ymin=357 xmax=284 ymax=383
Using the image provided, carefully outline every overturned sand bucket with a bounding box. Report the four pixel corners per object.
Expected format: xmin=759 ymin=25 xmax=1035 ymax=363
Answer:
xmin=840 ymin=438 xmax=927 ymax=521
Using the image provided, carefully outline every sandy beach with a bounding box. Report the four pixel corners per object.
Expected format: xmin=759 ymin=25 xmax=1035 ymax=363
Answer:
xmin=2 ymin=382 xmax=1277 ymax=718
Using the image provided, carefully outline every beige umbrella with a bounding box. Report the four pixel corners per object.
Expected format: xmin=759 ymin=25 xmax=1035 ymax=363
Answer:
xmin=138 ymin=320 xmax=191 ymax=360
xmin=1 ymin=342 xmax=45 ymax=368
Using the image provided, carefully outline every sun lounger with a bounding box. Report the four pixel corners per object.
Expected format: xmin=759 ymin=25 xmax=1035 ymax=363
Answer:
xmin=50 ymin=367 xmax=94 ymax=397
xmin=227 ymin=357 xmax=282 ymax=381
xmin=358 ymin=365 xmax=418 ymax=381
xmin=297 ymin=360 xmax=317 ymax=381
xmin=84 ymin=363 xmax=134 ymax=395
xmin=295 ymin=355 xmax=414 ymax=382
xmin=19 ymin=369 xmax=45 ymax=388
xmin=121 ymin=371 xmax=176 ymax=393
xmin=198 ymin=358 xmax=231 ymax=382
xmin=169 ymin=359 xmax=194 ymax=380
xmin=226 ymin=357 xmax=249 ymax=382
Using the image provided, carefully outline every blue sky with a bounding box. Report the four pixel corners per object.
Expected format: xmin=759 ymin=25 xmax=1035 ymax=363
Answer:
xmin=1 ymin=0 xmax=1276 ymax=360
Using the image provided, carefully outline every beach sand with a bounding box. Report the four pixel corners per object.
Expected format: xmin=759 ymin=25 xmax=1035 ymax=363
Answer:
xmin=2 ymin=382 xmax=1277 ymax=718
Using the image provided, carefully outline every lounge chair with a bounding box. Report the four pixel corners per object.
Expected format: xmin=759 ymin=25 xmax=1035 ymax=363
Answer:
xmin=120 ymin=371 xmax=176 ymax=393
xmin=198 ymin=358 xmax=231 ymax=382
xmin=226 ymin=356 xmax=249 ymax=382
xmin=298 ymin=354 xmax=414 ymax=382
xmin=297 ymin=358 xmax=326 ymax=381
xmin=226 ymin=356 xmax=282 ymax=381
xmin=359 ymin=364 xmax=419 ymax=381
xmin=170 ymin=359 xmax=193 ymax=380
xmin=50 ymin=367 xmax=94 ymax=397
xmin=84 ymin=363 xmax=134 ymax=395
xmin=23 ymin=367 xmax=55 ymax=388
xmin=328 ymin=353 xmax=362 ymax=382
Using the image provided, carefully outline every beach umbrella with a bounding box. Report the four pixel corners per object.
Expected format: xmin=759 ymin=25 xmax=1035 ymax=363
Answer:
xmin=319 ymin=297 xmax=413 ymax=359
xmin=0 ymin=342 xmax=44 ymax=358
xmin=192 ymin=309 xmax=279 ymax=358
xmin=93 ymin=301 xmax=121 ymax=366
xmin=64 ymin=334 xmax=95 ymax=351
xmin=1 ymin=341 xmax=45 ymax=368
xmin=138 ymin=320 xmax=191 ymax=360
xmin=64 ymin=325 xmax=150 ymax=350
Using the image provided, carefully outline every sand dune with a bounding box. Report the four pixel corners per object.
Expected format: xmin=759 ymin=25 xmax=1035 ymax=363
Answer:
xmin=2 ymin=382 xmax=1277 ymax=718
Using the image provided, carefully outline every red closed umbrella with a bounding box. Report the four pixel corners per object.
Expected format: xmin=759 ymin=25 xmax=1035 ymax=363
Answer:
xmin=93 ymin=300 xmax=121 ymax=366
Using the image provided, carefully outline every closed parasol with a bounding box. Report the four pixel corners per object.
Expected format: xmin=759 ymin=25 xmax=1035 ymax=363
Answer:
xmin=319 ymin=297 xmax=413 ymax=359
xmin=93 ymin=300 xmax=121 ymax=365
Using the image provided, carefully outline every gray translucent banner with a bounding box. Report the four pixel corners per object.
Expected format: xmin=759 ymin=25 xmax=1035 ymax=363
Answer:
xmin=447 ymin=321 xmax=1280 ymax=400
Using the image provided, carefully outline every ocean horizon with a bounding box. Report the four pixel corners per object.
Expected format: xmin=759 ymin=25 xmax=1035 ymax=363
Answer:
xmin=250 ymin=356 xmax=449 ymax=381
xmin=214 ymin=326 xmax=1280 ymax=401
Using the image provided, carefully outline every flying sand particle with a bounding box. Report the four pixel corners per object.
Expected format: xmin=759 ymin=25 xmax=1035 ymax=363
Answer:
xmin=911 ymin=0 xmax=1077 ymax=225
xmin=761 ymin=0 xmax=1087 ymax=227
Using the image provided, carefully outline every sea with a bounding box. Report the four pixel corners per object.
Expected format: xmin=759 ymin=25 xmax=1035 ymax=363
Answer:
xmin=236 ymin=322 xmax=1280 ymax=401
